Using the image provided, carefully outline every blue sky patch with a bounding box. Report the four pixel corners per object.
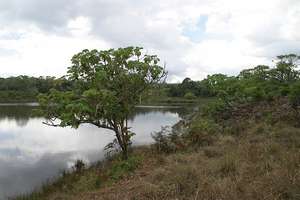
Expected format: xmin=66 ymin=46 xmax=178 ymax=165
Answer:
xmin=182 ymin=15 xmax=208 ymax=43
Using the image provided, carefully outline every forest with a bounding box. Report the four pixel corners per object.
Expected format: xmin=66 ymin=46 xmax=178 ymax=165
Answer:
xmin=1 ymin=54 xmax=299 ymax=106
xmin=0 ymin=76 xmax=71 ymax=102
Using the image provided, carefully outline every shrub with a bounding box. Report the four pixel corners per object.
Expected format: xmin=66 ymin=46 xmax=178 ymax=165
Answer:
xmin=73 ymin=159 xmax=85 ymax=173
xmin=186 ymin=119 xmax=219 ymax=146
xmin=289 ymin=81 xmax=300 ymax=108
xmin=109 ymin=156 xmax=141 ymax=180
xmin=184 ymin=92 xmax=196 ymax=99
xmin=151 ymin=126 xmax=184 ymax=153
xmin=203 ymin=99 xmax=232 ymax=120
xmin=243 ymin=86 xmax=266 ymax=101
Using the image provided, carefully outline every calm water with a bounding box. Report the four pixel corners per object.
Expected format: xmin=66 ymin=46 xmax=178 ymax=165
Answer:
xmin=0 ymin=104 xmax=185 ymax=199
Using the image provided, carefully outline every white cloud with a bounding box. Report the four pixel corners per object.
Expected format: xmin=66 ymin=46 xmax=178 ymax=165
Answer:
xmin=0 ymin=0 xmax=299 ymax=82
xmin=67 ymin=16 xmax=92 ymax=37
xmin=0 ymin=27 xmax=109 ymax=77
xmin=184 ymin=39 xmax=270 ymax=80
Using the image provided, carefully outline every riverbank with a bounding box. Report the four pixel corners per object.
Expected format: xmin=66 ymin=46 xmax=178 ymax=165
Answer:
xmin=0 ymin=97 xmax=201 ymax=106
xmin=14 ymin=98 xmax=300 ymax=200
xmin=0 ymin=104 xmax=184 ymax=199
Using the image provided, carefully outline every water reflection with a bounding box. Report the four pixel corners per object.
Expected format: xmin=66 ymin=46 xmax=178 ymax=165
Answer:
xmin=0 ymin=106 xmax=34 ymax=127
xmin=0 ymin=104 xmax=185 ymax=199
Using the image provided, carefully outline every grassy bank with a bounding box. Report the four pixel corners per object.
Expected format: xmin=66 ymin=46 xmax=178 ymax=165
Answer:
xmin=14 ymin=98 xmax=300 ymax=200
xmin=13 ymin=150 xmax=147 ymax=200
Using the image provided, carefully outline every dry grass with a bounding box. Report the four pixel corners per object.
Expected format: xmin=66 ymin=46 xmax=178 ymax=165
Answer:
xmin=16 ymin=121 xmax=300 ymax=200
xmin=37 ymin=122 xmax=298 ymax=200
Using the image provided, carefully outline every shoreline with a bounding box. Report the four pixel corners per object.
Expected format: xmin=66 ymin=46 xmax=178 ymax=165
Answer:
xmin=11 ymin=98 xmax=300 ymax=200
xmin=9 ymin=105 xmax=192 ymax=199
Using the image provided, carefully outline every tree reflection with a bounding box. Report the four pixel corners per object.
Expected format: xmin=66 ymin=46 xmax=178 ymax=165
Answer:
xmin=0 ymin=105 xmax=194 ymax=128
xmin=0 ymin=105 xmax=38 ymax=127
xmin=129 ymin=106 xmax=190 ymax=121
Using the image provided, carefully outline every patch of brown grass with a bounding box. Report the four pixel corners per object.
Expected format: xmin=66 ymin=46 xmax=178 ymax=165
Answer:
xmin=71 ymin=122 xmax=299 ymax=200
xmin=17 ymin=123 xmax=300 ymax=200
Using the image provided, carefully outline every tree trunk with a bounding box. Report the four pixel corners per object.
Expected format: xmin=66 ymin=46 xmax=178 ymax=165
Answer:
xmin=122 ymin=144 xmax=128 ymax=160
xmin=114 ymin=128 xmax=129 ymax=160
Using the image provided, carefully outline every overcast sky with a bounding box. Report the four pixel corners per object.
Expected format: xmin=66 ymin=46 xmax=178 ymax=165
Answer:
xmin=0 ymin=0 xmax=299 ymax=82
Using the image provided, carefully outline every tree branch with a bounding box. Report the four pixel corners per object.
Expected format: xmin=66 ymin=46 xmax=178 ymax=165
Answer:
xmin=42 ymin=121 xmax=61 ymax=127
xmin=42 ymin=119 xmax=114 ymax=131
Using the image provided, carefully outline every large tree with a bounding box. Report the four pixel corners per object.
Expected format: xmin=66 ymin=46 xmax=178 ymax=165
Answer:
xmin=38 ymin=47 xmax=167 ymax=159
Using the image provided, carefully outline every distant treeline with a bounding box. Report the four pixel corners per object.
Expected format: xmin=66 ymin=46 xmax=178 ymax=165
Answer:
xmin=158 ymin=54 xmax=300 ymax=104
xmin=0 ymin=76 xmax=72 ymax=102
xmin=1 ymin=54 xmax=299 ymax=103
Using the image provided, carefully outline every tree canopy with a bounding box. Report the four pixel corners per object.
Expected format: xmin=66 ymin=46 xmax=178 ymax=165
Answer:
xmin=38 ymin=47 xmax=166 ymax=159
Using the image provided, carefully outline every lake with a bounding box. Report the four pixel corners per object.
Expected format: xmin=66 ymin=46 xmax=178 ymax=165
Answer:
xmin=0 ymin=104 xmax=186 ymax=199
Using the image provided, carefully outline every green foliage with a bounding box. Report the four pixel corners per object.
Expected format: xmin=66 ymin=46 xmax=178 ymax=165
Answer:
xmin=152 ymin=117 xmax=220 ymax=153
xmin=201 ymin=54 xmax=300 ymax=118
xmin=168 ymin=77 xmax=213 ymax=98
xmin=151 ymin=126 xmax=182 ymax=153
xmin=0 ymin=76 xmax=69 ymax=102
xmin=289 ymin=81 xmax=300 ymax=108
xmin=189 ymin=118 xmax=220 ymax=135
xmin=184 ymin=92 xmax=196 ymax=99
xmin=204 ymin=74 xmax=234 ymax=95
xmin=38 ymin=47 xmax=166 ymax=159
xmin=109 ymin=156 xmax=141 ymax=180
xmin=243 ymin=86 xmax=266 ymax=101
xmin=203 ymin=99 xmax=230 ymax=119
xmin=186 ymin=118 xmax=219 ymax=146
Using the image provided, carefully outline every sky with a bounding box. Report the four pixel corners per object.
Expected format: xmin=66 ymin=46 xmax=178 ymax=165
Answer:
xmin=0 ymin=0 xmax=299 ymax=82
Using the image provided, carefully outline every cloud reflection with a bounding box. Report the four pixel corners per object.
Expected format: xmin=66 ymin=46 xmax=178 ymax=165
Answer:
xmin=0 ymin=105 xmax=184 ymax=198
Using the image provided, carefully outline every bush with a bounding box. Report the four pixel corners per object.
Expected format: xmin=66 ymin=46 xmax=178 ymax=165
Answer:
xmin=289 ymin=81 xmax=300 ymax=108
xmin=151 ymin=126 xmax=185 ymax=153
xmin=184 ymin=92 xmax=196 ymax=99
xmin=203 ymin=99 xmax=233 ymax=121
xmin=73 ymin=159 xmax=86 ymax=173
xmin=109 ymin=156 xmax=141 ymax=180
xmin=186 ymin=119 xmax=219 ymax=146
xmin=243 ymin=86 xmax=266 ymax=101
